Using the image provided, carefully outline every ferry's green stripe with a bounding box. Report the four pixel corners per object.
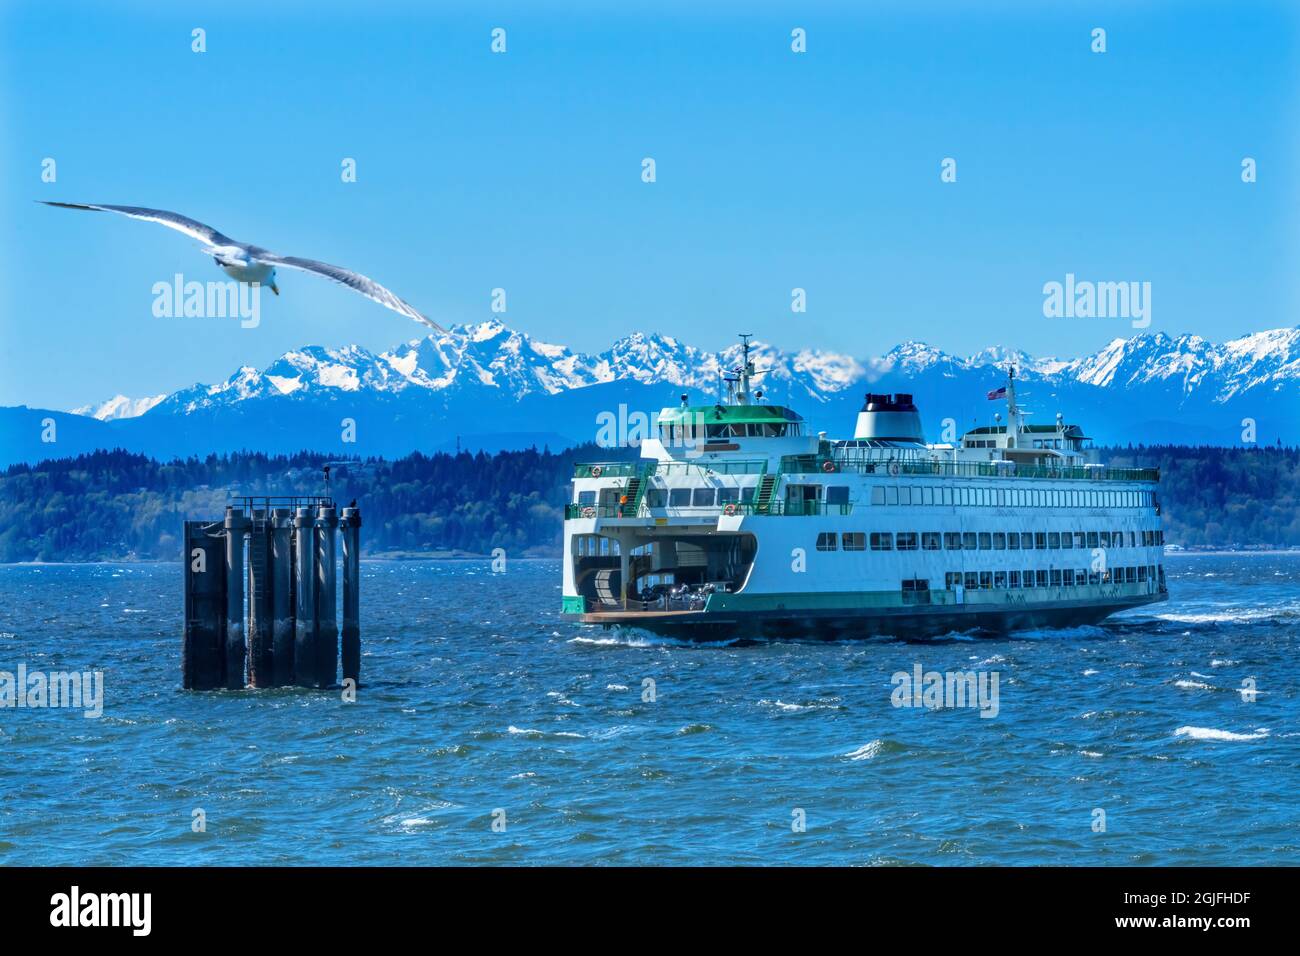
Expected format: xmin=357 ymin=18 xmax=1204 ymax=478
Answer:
xmin=704 ymin=582 xmax=1151 ymax=613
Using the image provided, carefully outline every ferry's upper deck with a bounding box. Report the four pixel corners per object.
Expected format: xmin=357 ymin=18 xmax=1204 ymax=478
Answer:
xmin=567 ymin=338 xmax=1157 ymax=520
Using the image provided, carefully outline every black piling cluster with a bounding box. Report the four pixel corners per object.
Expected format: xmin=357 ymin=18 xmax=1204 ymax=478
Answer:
xmin=183 ymin=498 xmax=361 ymax=690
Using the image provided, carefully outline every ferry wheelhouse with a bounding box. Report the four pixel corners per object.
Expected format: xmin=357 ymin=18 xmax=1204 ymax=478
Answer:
xmin=561 ymin=337 xmax=1167 ymax=640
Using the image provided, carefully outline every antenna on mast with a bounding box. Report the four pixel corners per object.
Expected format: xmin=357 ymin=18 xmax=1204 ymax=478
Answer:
xmin=732 ymin=332 xmax=771 ymax=405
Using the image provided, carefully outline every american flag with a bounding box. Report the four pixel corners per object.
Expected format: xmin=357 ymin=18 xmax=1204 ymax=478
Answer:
xmin=987 ymin=385 xmax=1007 ymax=400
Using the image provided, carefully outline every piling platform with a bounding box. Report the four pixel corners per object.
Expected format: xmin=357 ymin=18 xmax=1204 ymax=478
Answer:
xmin=183 ymin=496 xmax=361 ymax=690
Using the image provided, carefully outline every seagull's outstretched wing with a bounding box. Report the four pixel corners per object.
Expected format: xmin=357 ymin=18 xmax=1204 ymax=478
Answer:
xmin=252 ymin=251 xmax=443 ymax=331
xmin=38 ymin=201 xmax=235 ymax=248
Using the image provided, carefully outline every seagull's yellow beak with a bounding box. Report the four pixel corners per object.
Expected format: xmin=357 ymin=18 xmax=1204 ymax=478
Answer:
xmin=270 ymin=281 xmax=279 ymax=296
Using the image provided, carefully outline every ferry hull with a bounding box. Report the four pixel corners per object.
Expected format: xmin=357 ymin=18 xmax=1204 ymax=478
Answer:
xmin=569 ymin=590 xmax=1167 ymax=642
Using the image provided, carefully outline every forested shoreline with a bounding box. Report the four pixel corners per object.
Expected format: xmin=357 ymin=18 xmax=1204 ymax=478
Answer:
xmin=1 ymin=444 xmax=1296 ymax=562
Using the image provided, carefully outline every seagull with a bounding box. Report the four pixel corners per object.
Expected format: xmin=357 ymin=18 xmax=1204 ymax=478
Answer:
xmin=38 ymin=201 xmax=442 ymax=331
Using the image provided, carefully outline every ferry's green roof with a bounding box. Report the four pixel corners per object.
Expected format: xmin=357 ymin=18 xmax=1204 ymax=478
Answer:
xmin=965 ymin=424 xmax=1084 ymax=436
xmin=657 ymin=404 xmax=804 ymax=426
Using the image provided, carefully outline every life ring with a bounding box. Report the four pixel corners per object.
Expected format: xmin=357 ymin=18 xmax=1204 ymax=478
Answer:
xmin=821 ymin=460 xmax=837 ymax=474
xmin=887 ymin=461 xmax=900 ymax=477
xmin=723 ymin=503 xmax=737 ymax=516
xmin=581 ymin=506 xmax=596 ymax=518
xmin=589 ymin=465 xmax=603 ymax=478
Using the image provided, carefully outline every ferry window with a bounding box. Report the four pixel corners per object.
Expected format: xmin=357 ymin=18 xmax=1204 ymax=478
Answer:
xmin=1034 ymin=532 xmax=1047 ymax=549
xmin=717 ymin=487 xmax=740 ymax=505
xmin=1129 ymin=531 xmax=1137 ymax=547
xmin=942 ymin=488 xmax=954 ymax=505
xmin=1061 ymin=532 xmax=1072 ymax=549
xmin=886 ymin=487 xmax=899 ymax=506
xmin=815 ymin=532 xmax=837 ymax=552
xmin=1086 ymin=531 xmax=1099 ymax=549
xmin=1009 ymin=571 xmax=1021 ymax=588
xmin=923 ymin=487 xmax=934 ymax=505
xmin=1021 ymin=532 xmax=1034 ymax=549
xmin=897 ymin=532 xmax=918 ymax=551
xmin=921 ymin=532 xmax=941 ymax=551
xmin=1036 ymin=570 xmax=1048 ymax=587
xmin=945 ymin=572 xmax=962 ymax=588
xmin=740 ymin=485 xmax=756 ymax=503
xmin=842 ymin=532 xmax=866 ymax=552
xmin=1074 ymin=531 xmax=1086 ymax=549
xmin=1048 ymin=532 xmax=1060 ymax=548
xmin=1076 ymin=570 xmax=1088 ymax=586
xmin=1089 ymin=571 xmax=1100 ymax=585
xmin=577 ymin=490 xmax=596 ymax=506
xmin=901 ymin=578 xmax=930 ymax=592
xmin=1158 ymin=530 xmax=1164 ymax=545
xmin=965 ymin=572 xmax=979 ymax=590
xmin=871 ymin=487 xmax=885 ymax=506
xmin=870 ymin=532 xmax=894 ymax=551
xmin=1128 ymin=567 xmax=1138 ymax=583
xmin=1050 ymin=569 xmax=1062 ymax=587
xmin=1007 ymin=532 xmax=1020 ymax=550
xmin=997 ymin=490 xmax=1006 ymax=506
xmin=944 ymin=532 xmax=962 ymax=550
xmin=979 ymin=572 xmax=992 ymax=589
xmin=826 ymin=486 xmax=850 ymax=506
xmin=962 ymin=532 xmax=977 ymax=550
xmin=978 ymin=532 xmax=991 ymax=550
xmin=1024 ymin=568 xmax=1035 ymax=587
xmin=993 ymin=532 xmax=1005 ymax=550
xmin=1100 ymin=531 xmax=1111 ymax=548
xmin=645 ymin=489 xmax=667 ymax=508
xmin=692 ymin=488 xmax=717 ymax=507
xmin=669 ymin=488 xmax=692 ymax=507
xmin=994 ymin=571 xmax=1007 ymax=589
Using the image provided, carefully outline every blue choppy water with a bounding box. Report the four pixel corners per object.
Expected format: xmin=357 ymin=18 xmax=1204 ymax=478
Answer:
xmin=0 ymin=553 xmax=1297 ymax=865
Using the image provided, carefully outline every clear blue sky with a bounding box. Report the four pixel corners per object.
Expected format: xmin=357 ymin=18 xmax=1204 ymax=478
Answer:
xmin=2 ymin=0 xmax=1296 ymax=409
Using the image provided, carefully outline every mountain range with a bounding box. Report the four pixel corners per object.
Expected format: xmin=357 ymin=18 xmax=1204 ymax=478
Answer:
xmin=3 ymin=321 xmax=1297 ymax=466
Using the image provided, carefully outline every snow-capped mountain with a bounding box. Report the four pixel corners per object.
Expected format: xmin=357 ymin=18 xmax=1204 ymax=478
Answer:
xmin=106 ymin=321 xmax=877 ymax=417
xmin=70 ymin=392 xmax=167 ymax=422
xmin=3 ymin=321 xmax=1294 ymax=467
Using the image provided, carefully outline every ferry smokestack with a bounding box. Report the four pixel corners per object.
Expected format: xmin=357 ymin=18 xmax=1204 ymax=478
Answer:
xmin=853 ymin=392 xmax=925 ymax=443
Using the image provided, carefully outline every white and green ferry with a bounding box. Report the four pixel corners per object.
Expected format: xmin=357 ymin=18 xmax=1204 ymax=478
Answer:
xmin=561 ymin=337 xmax=1168 ymax=640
